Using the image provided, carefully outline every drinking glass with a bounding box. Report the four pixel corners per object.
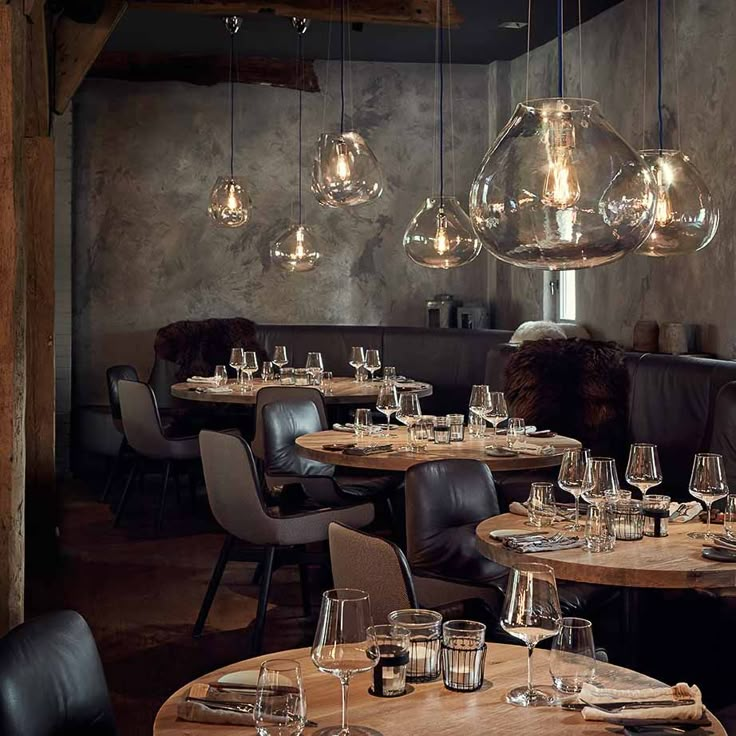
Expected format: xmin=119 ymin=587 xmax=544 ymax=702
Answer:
xmin=396 ymin=393 xmax=422 ymax=428
xmin=581 ymin=457 xmax=621 ymax=506
xmin=348 ymin=347 xmax=366 ymax=383
xmin=387 ymin=609 xmax=442 ymax=682
xmin=468 ymin=385 xmax=490 ymax=424
xmin=549 ymin=618 xmax=596 ymax=694
xmin=376 ymin=383 xmax=399 ymax=436
xmin=724 ymin=495 xmax=736 ymax=541
xmin=254 ymin=659 xmax=306 ymax=736
xmin=441 ymin=620 xmax=487 ymax=692
xmin=273 ymin=346 xmax=288 ymax=381
xmin=506 ymin=417 xmax=525 ymax=447
xmin=485 ymin=392 xmax=509 ymax=435
xmin=448 ymin=414 xmax=465 ymax=442
xmin=214 ymin=365 xmax=228 ymax=387
xmin=305 ymin=352 xmax=324 ymax=384
xmin=354 ymin=408 xmax=373 ymax=443
xmin=408 ymin=418 xmax=432 ymax=452
xmin=501 ymin=563 xmax=562 ymax=706
xmin=365 ymin=349 xmax=381 ymax=381
xmin=688 ymin=453 xmax=729 ymax=540
xmin=467 ymin=412 xmax=486 ymax=439
xmin=365 ymin=624 xmax=410 ymax=697
xmin=527 ymin=483 xmax=556 ymax=528
xmin=311 ymin=589 xmax=377 ymax=736
xmin=229 ymin=348 xmax=245 ymax=391
xmin=383 ymin=366 xmax=397 ymax=384
xmin=626 ymin=443 xmax=663 ymax=496
xmin=243 ymin=351 xmax=259 ymax=391
xmin=585 ymin=504 xmax=616 ymax=552
xmin=322 ymin=371 xmax=334 ymax=395
xmin=558 ymin=448 xmax=591 ymax=531
xmin=643 ymin=494 xmax=671 ymax=537
xmin=261 ymin=361 xmax=275 ymax=382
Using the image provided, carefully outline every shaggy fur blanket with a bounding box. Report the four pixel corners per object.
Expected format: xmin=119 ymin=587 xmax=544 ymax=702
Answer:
xmin=154 ymin=318 xmax=267 ymax=381
xmin=505 ymin=338 xmax=629 ymax=457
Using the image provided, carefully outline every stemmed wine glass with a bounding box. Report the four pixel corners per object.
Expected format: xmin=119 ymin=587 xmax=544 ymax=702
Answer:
xmin=581 ymin=457 xmax=621 ymax=506
xmin=305 ymin=352 xmax=324 ymax=385
xmin=364 ymin=349 xmax=381 ymax=381
xmin=348 ymin=347 xmax=366 ymax=383
xmin=396 ymin=393 xmax=422 ymax=428
xmin=229 ymin=348 xmax=245 ymax=392
xmin=625 ymin=443 xmax=663 ymax=496
xmin=558 ymin=448 xmax=591 ymax=531
xmin=311 ymin=589 xmax=377 ymax=736
xmin=469 ymin=385 xmax=490 ymax=417
xmin=500 ymin=563 xmax=562 ymax=706
xmin=484 ymin=392 xmax=508 ymax=436
xmin=688 ymin=453 xmax=729 ymax=540
xmin=273 ymin=346 xmax=288 ymax=382
xmin=242 ymin=351 xmax=259 ymax=392
xmin=376 ymin=384 xmax=400 ymax=437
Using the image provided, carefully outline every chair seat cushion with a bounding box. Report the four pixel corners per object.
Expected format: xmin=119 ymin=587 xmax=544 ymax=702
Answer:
xmin=334 ymin=469 xmax=403 ymax=499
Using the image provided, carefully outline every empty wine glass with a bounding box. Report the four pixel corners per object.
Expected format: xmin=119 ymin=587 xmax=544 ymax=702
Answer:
xmin=229 ymin=348 xmax=245 ymax=392
xmin=273 ymin=346 xmax=288 ymax=381
xmin=485 ymin=392 xmax=508 ymax=435
xmin=348 ymin=347 xmax=366 ymax=383
xmin=311 ymin=589 xmax=377 ymax=736
xmin=376 ymin=384 xmax=399 ymax=437
xmin=558 ymin=448 xmax=591 ymax=531
xmin=501 ymin=563 xmax=562 ymax=706
xmin=254 ymin=659 xmax=306 ymax=736
xmin=581 ymin=457 xmax=621 ymax=506
xmin=214 ymin=365 xmax=228 ymax=387
xmin=305 ymin=352 xmax=324 ymax=384
xmin=626 ymin=443 xmax=663 ymax=496
xmin=365 ymin=349 xmax=381 ymax=381
xmin=396 ymin=393 xmax=422 ymax=427
xmin=243 ymin=351 xmax=259 ymax=392
xmin=549 ymin=618 xmax=596 ymax=694
xmin=469 ymin=385 xmax=490 ymax=421
xmin=688 ymin=453 xmax=729 ymax=540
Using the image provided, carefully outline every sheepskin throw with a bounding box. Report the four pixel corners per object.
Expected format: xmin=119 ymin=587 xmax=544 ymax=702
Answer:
xmin=510 ymin=321 xmax=567 ymax=344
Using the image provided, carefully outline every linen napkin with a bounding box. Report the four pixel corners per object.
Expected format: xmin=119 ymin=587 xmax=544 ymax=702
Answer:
xmin=669 ymin=501 xmax=703 ymax=523
xmin=187 ymin=376 xmax=218 ymax=384
xmin=509 ymin=501 xmax=527 ymax=516
xmin=580 ymin=682 xmax=704 ymax=723
xmin=177 ymin=683 xmax=256 ymax=726
xmin=502 ymin=534 xmax=584 ymax=553
xmin=203 ymin=386 xmax=233 ymax=394
xmin=509 ymin=439 xmax=556 ymax=456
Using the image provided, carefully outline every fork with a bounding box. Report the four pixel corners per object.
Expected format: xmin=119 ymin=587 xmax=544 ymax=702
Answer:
xmin=580 ymin=698 xmax=695 ymax=713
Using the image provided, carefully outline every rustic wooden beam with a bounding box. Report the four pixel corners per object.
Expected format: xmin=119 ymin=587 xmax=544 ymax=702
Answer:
xmin=54 ymin=0 xmax=127 ymax=113
xmin=90 ymin=51 xmax=320 ymax=91
xmin=0 ymin=1 xmax=27 ymax=635
xmin=128 ymin=0 xmax=462 ymax=27
xmin=24 ymin=0 xmax=49 ymax=137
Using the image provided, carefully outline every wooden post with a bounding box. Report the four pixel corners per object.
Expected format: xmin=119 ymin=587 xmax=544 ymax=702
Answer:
xmin=0 ymin=0 xmax=27 ymax=634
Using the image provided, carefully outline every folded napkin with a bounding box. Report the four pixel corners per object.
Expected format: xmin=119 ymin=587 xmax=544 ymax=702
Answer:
xmin=187 ymin=376 xmax=218 ymax=384
xmin=177 ymin=683 xmax=256 ymax=726
xmin=509 ymin=439 xmax=556 ymax=456
xmin=580 ymin=682 xmax=704 ymax=723
xmin=332 ymin=423 xmax=355 ymax=433
xmin=670 ymin=501 xmax=703 ymax=523
xmin=509 ymin=501 xmax=528 ymax=517
xmin=204 ymin=386 xmax=233 ymax=394
xmin=502 ymin=534 xmax=584 ymax=553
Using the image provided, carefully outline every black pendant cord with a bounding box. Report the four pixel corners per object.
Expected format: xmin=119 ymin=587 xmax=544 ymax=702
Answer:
xmin=339 ymin=0 xmax=345 ymax=134
xmin=438 ymin=0 xmax=444 ymax=202
xmin=657 ymin=0 xmax=664 ymax=152
xmin=229 ymin=29 xmax=235 ymax=179
xmin=557 ymin=0 xmax=564 ymax=97
xmin=298 ymin=31 xmax=304 ymax=225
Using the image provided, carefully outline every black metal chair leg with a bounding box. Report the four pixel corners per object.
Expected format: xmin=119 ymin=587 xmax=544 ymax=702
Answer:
xmin=193 ymin=535 xmax=234 ymax=637
xmin=252 ymin=546 xmax=276 ymax=654
xmin=114 ymin=461 xmax=139 ymax=528
xmin=251 ymin=561 xmax=264 ymax=585
xmin=100 ymin=440 xmax=125 ymax=503
xmin=155 ymin=462 xmax=172 ymax=534
xmin=298 ymin=563 xmax=312 ymax=618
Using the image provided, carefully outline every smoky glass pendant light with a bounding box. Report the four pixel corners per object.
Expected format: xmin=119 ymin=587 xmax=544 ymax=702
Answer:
xmin=271 ymin=18 xmax=320 ymax=273
xmin=403 ymin=0 xmax=480 ymax=269
xmin=311 ymin=0 xmax=383 ymax=207
xmin=208 ymin=16 xmax=252 ymax=228
xmin=469 ymin=1 xmax=657 ymax=270
xmin=636 ymin=0 xmax=718 ymax=257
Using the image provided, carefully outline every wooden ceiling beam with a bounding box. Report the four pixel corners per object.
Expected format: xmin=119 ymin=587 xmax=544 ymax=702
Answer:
xmin=128 ymin=0 xmax=462 ymax=27
xmin=89 ymin=50 xmax=320 ymax=90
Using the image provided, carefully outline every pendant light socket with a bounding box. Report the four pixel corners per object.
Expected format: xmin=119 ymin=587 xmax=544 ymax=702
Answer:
xmin=223 ymin=15 xmax=242 ymax=35
xmin=292 ymin=17 xmax=310 ymax=34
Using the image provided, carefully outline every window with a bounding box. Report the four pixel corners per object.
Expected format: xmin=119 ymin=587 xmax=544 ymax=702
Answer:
xmin=558 ymin=270 xmax=576 ymax=321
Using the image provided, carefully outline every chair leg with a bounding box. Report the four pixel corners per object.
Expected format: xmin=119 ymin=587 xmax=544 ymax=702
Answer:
xmin=193 ymin=535 xmax=234 ymax=637
xmin=155 ymin=462 xmax=172 ymax=534
xmin=251 ymin=561 xmax=264 ymax=585
xmin=188 ymin=467 xmax=198 ymax=512
xmin=114 ymin=461 xmax=139 ymax=528
xmin=298 ymin=563 xmax=312 ymax=618
xmin=252 ymin=546 xmax=276 ymax=654
xmin=100 ymin=440 xmax=125 ymax=503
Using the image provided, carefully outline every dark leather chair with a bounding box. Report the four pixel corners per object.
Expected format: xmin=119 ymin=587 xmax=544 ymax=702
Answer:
xmin=710 ymin=381 xmax=736 ymax=490
xmin=0 ymin=610 xmax=117 ymax=736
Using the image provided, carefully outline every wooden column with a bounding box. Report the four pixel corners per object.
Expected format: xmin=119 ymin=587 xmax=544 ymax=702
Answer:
xmin=0 ymin=1 xmax=27 ymax=634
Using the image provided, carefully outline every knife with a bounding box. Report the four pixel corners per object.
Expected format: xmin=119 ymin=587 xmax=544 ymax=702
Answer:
xmin=580 ymin=698 xmax=696 ymax=712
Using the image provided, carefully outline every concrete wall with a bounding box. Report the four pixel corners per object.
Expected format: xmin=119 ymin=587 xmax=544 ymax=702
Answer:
xmin=72 ymin=60 xmax=491 ymax=405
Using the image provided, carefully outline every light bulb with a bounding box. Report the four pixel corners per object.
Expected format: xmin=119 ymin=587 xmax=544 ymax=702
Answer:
xmin=271 ymin=223 xmax=320 ymax=272
xmin=295 ymin=226 xmax=306 ymax=258
xmin=334 ymin=142 xmax=351 ymax=181
xmin=542 ymin=116 xmax=581 ymax=209
xmin=654 ymin=163 xmax=674 ymax=226
xmin=208 ymin=176 xmax=251 ymax=228
xmin=435 ymin=210 xmax=449 ymax=255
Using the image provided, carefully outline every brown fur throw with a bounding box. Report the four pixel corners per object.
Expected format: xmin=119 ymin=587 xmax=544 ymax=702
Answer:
xmin=155 ymin=318 xmax=267 ymax=381
xmin=504 ymin=338 xmax=629 ymax=457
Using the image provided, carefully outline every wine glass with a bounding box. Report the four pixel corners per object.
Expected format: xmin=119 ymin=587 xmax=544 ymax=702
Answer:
xmin=558 ymin=448 xmax=591 ymax=531
xmin=501 ymin=563 xmax=562 ymax=706
xmin=364 ymin=349 xmax=381 ymax=381
xmin=626 ymin=443 xmax=663 ymax=496
xmin=214 ymin=365 xmax=228 ymax=387
xmin=254 ymin=659 xmax=306 ymax=736
xmin=688 ymin=453 xmax=729 ymax=540
xmin=396 ymin=393 xmax=422 ymax=427
xmin=229 ymin=348 xmax=245 ymax=392
xmin=376 ymin=384 xmax=400 ymax=437
xmin=581 ymin=457 xmax=620 ymax=506
xmin=273 ymin=346 xmax=288 ymax=382
xmin=305 ymin=352 xmax=324 ymax=385
xmin=485 ymin=392 xmax=508 ymax=435
xmin=243 ymin=351 xmax=259 ymax=392
xmin=348 ymin=347 xmax=366 ymax=383
xmin=469 ymin=385 xmax=490 ymax=418
xmin=549 ymin=618 xmax=596 ymax=694
xmin=311 ymin=589 xmax=377 ymax=736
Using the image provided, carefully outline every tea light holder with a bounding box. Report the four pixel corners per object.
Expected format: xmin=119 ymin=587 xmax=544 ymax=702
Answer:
xmin=643 ymin=494 xmax=671 ymax=537
xmin=387 ymin=609 xmax=442 ymax=682
xmin=611 ymin=499 xmax=644 ymax=541
xmin=441 ymin=620 xmax=486 ymax=692
xmin=447 ymin=414 xmax=465 ymax=442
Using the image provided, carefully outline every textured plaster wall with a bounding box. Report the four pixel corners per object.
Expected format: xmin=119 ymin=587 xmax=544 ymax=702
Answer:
xmin=494 ymin=0 xmax=736 ymax=353
xmin=73 ymin=61 xmax=491 ymax=404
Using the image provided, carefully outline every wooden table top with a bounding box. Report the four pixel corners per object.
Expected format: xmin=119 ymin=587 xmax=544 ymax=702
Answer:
xmin=153 ymin=645 xmax=724 ymax=736
xmin=476 ymin=513 xmax=736 ymax=589
xmin=296 ymin=429 xmax=581 ymax=472
xmin=171 ymin=377 xmax=433 ymax=406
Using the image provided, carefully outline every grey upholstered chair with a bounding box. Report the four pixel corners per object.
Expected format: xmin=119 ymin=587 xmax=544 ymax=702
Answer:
xmin=115 ymin=379 xmax=202 ymax=531
xmin=195 ymin=430 xmax=374 ymax=653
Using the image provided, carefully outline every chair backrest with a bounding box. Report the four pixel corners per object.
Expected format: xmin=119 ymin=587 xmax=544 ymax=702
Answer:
xmin=106 ymin=365 xmax=139 ymax=422
xmin=199 ymin=430 xmax=280 ymax=545
xmin=0 ymin=610 xmax=117 ymax=736
xmin=329 ymin=523 xmax=418 ymax=623
xmin=710 ymin=381 xmax=736 ymax=491
xmin=405 ymin=459 xmax=505 ymax=585
xmin=262 ymin=399 xmax=334 ymax=477
xmin=118 ymin=379 xmax=169 ymax=459
xmin=252 ymin=386 xmax=327 ymax=460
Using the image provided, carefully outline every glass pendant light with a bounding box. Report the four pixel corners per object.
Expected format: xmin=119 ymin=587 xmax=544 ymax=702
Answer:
xmin=208 ymin=16 xmax=252 ymax=228
xmin=469 ymin=1 xmax=657 ymax=270
xmin=311 ymin=0 xmax=383 ymax=207
xmin=403 ymin=0 xmax=480 ymax=270
xmin=271 ymin=18 xmax=320 ymax=273
xmin=636 ymin=0 xmax=718 ymax=256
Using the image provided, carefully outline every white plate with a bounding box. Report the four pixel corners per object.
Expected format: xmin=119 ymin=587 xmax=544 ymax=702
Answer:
xmin=489 ymin=529 xmax=549 ymax=541
xmin=217 ymin=670 xmax=260 ymax=686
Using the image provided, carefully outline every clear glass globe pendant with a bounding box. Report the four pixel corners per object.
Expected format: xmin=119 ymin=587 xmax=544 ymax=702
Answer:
xmin=636 ymin=149 xmax=719 ymax=256
xmin=404 ymin=196 xmax=481 ymax=269
xmin=208 ymin=176 xmax=251 ymax=228
xmin=311 ymin=132 xmax=383 ymax=207
xmin=469 ymin=98 xmax=658 ymax=270
xmin=271 ymin=223 xmax=320 ymax=272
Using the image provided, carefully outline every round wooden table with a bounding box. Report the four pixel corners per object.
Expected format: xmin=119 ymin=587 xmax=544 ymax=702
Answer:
xmin=476 ymin=513 xmax=736 ymax=590
xmin=170 ymin=377 xmax=433 ymax=407
xmin=153 ymin=645 xmax=725 ymax=736
xmin=296 ymin=429 xmax=581 ymax=473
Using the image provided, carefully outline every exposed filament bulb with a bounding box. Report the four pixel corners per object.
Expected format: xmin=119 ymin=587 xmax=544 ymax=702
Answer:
xmin=334 ymin=141 xmax=351 ymax=181
xmin=542 ymin=116 xmax=581 ymax=209
xmin=654 ymin=161 xmax=674 ymax=227
xmin=435 ymin=209 xmax=450 ymax=255
xmin=295 ymin=225 xmax=306 ymax=259
xmin=226 ymin=182 xmax=240 ymax=211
